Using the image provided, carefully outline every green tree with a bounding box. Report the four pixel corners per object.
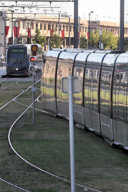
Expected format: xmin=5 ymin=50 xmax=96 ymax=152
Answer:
xmin=102 ymin=30 xmax=118 ymax=49
xmin=80 ymin=35 xmax=88 ymax=48
xmin=50 ymin=34 xmax=62 ymax=48
xmin=90 ymin=30 xmax=99 ymax=48
xmin=124 ymin=38 xmax=128 ymax=50
xmin=90 ymin=30 xmax=118 ymax=50
xmin=33 ymin=28 xmax=46 ymax=47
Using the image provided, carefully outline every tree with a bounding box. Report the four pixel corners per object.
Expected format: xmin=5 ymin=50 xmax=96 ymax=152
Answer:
xmin=50 ymin=34 xmax=62 ymax=48
xmin=124 ymin=38 xmax=128 ymax=50
xmin=33 ymin=28 xmax=46 ymax=47
xmin=80 ymin=35 xmax=88 ymax=48
xmin=90 ymin=30 xmax=99 ymax=48
xmin=90 ymin=30 xmax=119 ymax=50
xmin=102 ymin=30 xmax=118 ymax=50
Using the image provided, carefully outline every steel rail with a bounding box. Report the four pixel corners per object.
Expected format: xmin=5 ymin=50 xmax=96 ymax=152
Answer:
xmin=0 ymin=79 xmax=41 ymax=111
xmin=0 ymin=177 xmax=31 ymax=192
xmin=0 ymin=79 xmax=41 ymax=191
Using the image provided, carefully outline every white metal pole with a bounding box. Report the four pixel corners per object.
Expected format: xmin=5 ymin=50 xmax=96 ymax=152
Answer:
xmin=69 ymin=16 xmax=71 ymax=48
xmin=68 ymin=75 xmax=75 ymax=192
xmin=78 ymin=16 xmax=80 ymax=48
xmin=32 ymin=74 xmax=35 ymax=125
xmin=99 ymin=28 xmax=102 ymax=49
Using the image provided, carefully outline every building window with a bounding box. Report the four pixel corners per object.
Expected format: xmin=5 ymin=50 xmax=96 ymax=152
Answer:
xmin=48 ymin=23 xmax=51 ymax=30
xmin=23 ymin=21 xmax=25 ymax=29
xmin=40 ymin=23 xmax=42 ymax=30
xmin=44 ymin=24 xmax=46 ymax=30
xmin=31 ymin=23 xmax=34 ymax=29
xmin=56 ymin=24 xmax=58 ymax=30
xmin=52 ymin=24 xmax=54 ymax=30
xmin=70 ymin=25 xmax=72 ymax=32
xmin=27 ymin=22 xmax=30 ymax=28
xmin=36 ymin=23 xmax=38 ymax=28
xmin=66 ymin=25 xmax=68 ymax=31
xmin=13 ymin=21 xmax=16 ymax=27
xmin=63 ymin=25 xmax=65 ymax=31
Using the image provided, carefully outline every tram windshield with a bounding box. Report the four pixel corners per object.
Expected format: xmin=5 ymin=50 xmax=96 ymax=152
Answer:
xmin=8 ymin=48 xmax=27 ymax=66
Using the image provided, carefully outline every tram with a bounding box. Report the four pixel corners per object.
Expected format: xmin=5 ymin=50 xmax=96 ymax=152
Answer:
xmin=6 ymin=44 xmax=43 ymax=76
xmin=41 ymin=49 xmax=128 ymax=150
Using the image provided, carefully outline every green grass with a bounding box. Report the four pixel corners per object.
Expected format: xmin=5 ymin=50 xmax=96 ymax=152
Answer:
xmin=1 ymin=81 xmax=128 ymax=192
xmin=12 ymin=109 xmax=128 ymax=192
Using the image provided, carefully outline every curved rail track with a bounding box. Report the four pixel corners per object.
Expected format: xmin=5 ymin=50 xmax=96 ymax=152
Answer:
xmin=0 ymin=78 xmax=102 ymax=192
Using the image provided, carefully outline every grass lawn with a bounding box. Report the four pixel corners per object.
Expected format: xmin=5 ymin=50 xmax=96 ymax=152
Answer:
xmin=1 ymin=81 xmax=128 ymax=192
xmin=12 ymin=108 xmax=128 ymax=192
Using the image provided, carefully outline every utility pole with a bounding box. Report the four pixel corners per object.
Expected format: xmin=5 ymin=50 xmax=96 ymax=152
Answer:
xmin=88 ymin=11 xmax=94 ymax=48
xmin=120 ymin=0 xmax=124 ymax=50
xmin=11 ymin=10 xmax=14 ymax=45
xmin=69 ymin=16 xmax=71 ymax=48
xmin=58 ymin=11 xmax=61 ymax=36
xmin=78 ymin=16 xmax=80 ymax=48
xmin=74 ymin=0 xmax=78 ymax=48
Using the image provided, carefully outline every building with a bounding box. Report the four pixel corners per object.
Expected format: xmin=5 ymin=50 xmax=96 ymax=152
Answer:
xmin=0 ymin=11 xmax=128 ymax=57
xmin=90 ymin=20 xmax=128 ymax=37
xmin=4 ymin=12 xmax=88 ymax=51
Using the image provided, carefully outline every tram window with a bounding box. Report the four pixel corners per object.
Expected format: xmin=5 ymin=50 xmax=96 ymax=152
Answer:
xmin=100 ymin=68 xmax=112 ymax=116
xmin=74 ymin=67 xmax=83 ymax=78
xmin=74 ymin=67 xmax=83 ymax=105
xmin=84 ymin=68 xmax=92 ymax=109
xmin=84 ymin=66 xmax=100 ymax=112
xmin=113 ymin=68 xmax=128 ymax=122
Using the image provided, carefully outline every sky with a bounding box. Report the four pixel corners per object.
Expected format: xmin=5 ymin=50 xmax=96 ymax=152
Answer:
xmin=51 ymin=0 xmax=128 ymax=22
xmin=0 ymin=0 xmax=128 ymax=23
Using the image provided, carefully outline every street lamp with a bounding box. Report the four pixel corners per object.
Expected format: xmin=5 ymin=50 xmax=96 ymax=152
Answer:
xmin=88 ymin=11 xmax=94 ymax=48
xmin=58 ymin=11 xmax=61 ymax=36
xmin=69 ymin=15 xmax=71 ymax=48
xmin=11 ymin=10 xmax=14 ymax=45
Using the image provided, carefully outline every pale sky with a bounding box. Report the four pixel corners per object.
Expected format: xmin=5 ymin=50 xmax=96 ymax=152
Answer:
xmin=1 ymin=0 xmax=128 ymax=23
xmin=52 ymin=0 xmax=128 ymax=22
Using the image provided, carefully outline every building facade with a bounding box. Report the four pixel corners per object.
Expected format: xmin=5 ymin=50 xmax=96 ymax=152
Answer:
xmin=90 ymin=20 xmax=128 ymax=37
xmin=0 ymin=11 xmax=128 ymax=57
xmin=5 ymin=13 xmax=88 ymax=51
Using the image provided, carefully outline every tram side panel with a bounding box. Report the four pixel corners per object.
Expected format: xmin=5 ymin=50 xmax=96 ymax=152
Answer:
xmin=100 ymin=54 xmax=118 ymax=141
xmin=112 ymin=53 xmax=128 ymax=149
xmin=56 ymin=52 xmax=78 ymax=119
xmin=41 ymin=50 xmax=61 ymax=114
xmin=84 ymin=53 xmax=106 ymax=134
xmin=73 ymin=53 xmax=90 ymax=128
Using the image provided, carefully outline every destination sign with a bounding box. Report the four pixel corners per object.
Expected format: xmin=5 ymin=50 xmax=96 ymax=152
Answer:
xmin=11 ymin=49 xmax=25 ymax=53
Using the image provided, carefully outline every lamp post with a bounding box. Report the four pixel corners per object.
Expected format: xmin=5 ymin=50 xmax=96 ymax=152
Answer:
xmin=88 ymin=11 xmax=94 ymax=48
xmin=58 ymin=11 xmax=61 ymax=36
xmin=78 ymin=16 xmax=80 ymax=48
xmin=120 ymin=0 xmax=124 ymax=50
xmin=11 ymin=10 xmax=14 ymax=45
xmin=69 ymin=15 xmax=71 ymax=48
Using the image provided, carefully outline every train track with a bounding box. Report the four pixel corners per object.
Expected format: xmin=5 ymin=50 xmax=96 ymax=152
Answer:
xmin=0 ymin=79 xmax=102 ymax=192
xmin=0 ymin=78 xmax=41 ymax=191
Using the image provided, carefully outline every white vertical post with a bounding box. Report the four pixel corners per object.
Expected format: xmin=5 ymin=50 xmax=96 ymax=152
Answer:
xmin=99 ymin=28 xmax=102 ymax=49
xmin=68 ymin=75 xmax=75 ymax=192
xmin=69 ymin=16 xmax=71 ymax=48
xmin=32 ymin=73 xmax=35 ymax=125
